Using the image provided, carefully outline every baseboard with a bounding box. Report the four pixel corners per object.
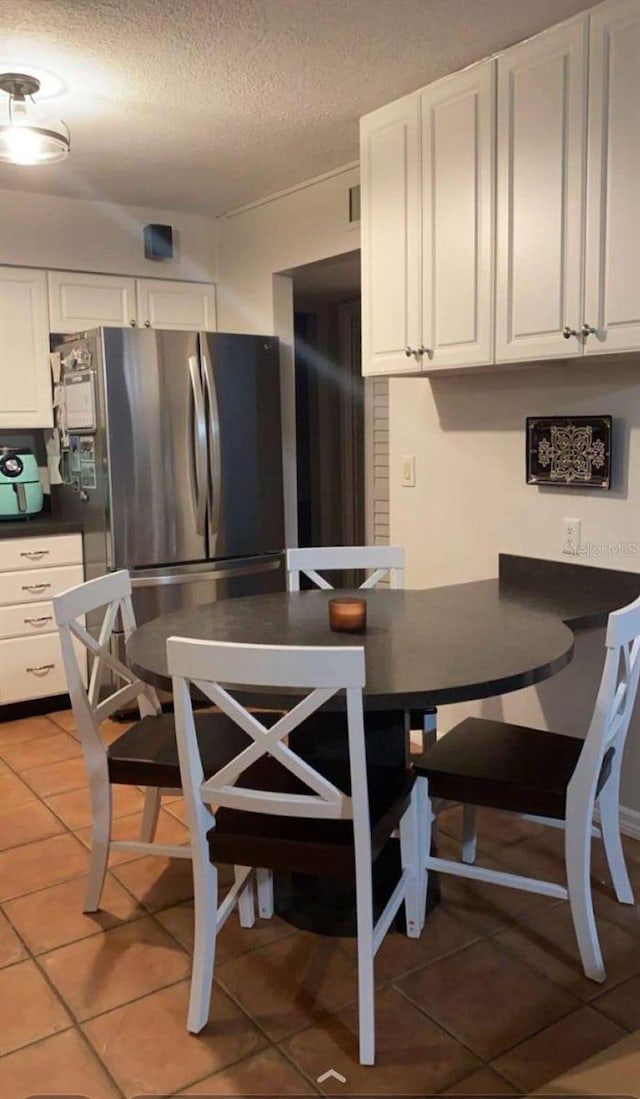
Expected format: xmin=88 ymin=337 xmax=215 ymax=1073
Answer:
xmin=617 ymin=805 xmax=640 ymax=842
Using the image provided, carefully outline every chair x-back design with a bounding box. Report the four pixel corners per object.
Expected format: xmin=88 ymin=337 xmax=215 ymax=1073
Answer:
xmin=168 ymin=636 xmax=423 ymax=1064
xmin=286 ymin=545 xmax=405 ymax=592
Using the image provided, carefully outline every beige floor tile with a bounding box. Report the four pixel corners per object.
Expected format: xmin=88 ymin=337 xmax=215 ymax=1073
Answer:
xmin=216 ymin=930 xmax=362 ymax=1042
xmin=21 ymin=754 xmax=89 ymax=798
xmin=493 ymin=901 xmax=640 ymax=1002
xmin=0 ymin=1027 xmax=121 ymax=1099
xmin=156 ymin=899 xmax=294 ymax=963
xmin=0 ymin=729 xmax=81 ymax=771
xmin=74 ymin=805 xmax=190 ymax=862
xmin=0 ymin=714 xmax=61 ymax=747
xmin=0 ymin=832 xmax=91 ymax=901
xmin=179 ymin=1047 xmax=315 ymax=1095
xmin=46 ymin=782 xmax=146 ymax=829
xmin=441 ymin=1064 xmax=520 ymax=1095
xmin=0 ymin=798 xmax=66 ymax=851
xmin=592 ymin=971 xmax=640 ymax=1031
xmin=341 ymin=904 xmax=482 ymax=982
xmin=493 ymin=1004 xmax=626 ymax=1092
xmin=0 ymin=909 xmax=28 ymax=968
xmin=112 ymin=853 xmax=195 ymax=910
xmin=46 ymin=708 xmax=76 ymax=732
xmin=396 ymin=938 xmax=578 ymax=1060
xmin=5 ymin=872 xmax=146 ymax=954
xmin=164 ymin=796 xmax=188 ymax=822
xmin=83 ymin=979 xmax=266 ymax=1097
xmin=0 ymin=770 xmax=39 ymax=810
xmin=0 ymin=958 xmax=71 ymax=1055
xmin=281 ymin=985 xmax=480 ymax=1095
xmin=40 ymin=914 xmax=191 ymax=1021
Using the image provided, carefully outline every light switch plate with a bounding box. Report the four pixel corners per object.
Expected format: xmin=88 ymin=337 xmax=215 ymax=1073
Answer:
xmin=402 ymin=455 xmax=416 ymax=488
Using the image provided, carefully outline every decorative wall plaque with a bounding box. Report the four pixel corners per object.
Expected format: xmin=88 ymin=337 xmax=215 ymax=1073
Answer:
xmin=526 ymin=416 xmax=612 ymax=489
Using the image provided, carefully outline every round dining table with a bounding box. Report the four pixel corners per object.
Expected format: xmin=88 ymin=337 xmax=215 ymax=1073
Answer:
xmin=127 ymin=582 xmax=575 ymax=934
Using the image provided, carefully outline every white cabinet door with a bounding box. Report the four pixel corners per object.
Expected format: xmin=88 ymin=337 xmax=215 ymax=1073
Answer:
xmin=0 ymin=267 xmax=52 ymax=428
xmin=48 ymin=271 xmax=137 ymax=332
xmin=496 ymin=17 xmax=588 ymax=362
xmin=421 ymin=61 xmax=495 ymax=370
xmin=361 ymin=96 xmax=422 ymax=375
xmin=136 ymin=280 xmax=217 ymax=330
xmin=584 ymin=0 xmax=640 ymax=356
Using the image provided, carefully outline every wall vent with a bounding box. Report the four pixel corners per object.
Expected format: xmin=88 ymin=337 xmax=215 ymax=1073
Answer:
xmin=348 ymin=184 xmax=361 ymax=225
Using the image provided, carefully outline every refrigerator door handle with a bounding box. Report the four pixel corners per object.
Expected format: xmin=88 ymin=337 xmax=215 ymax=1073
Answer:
xmin=201 ymin=346 xmax=222 ymax=546
xmin=188 ymin=354 xmax=207 ymax=536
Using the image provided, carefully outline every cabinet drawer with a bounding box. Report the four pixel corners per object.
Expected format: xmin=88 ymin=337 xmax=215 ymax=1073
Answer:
xmin=0 ymin=601 xmax=56 ymax=640
xmin=0 ymin=633 xmax=85 ymax=705
xmin=0 ymin=534 xmax=82 ymax=572
xmin=0 ymin=565 xmax=84 ymax=607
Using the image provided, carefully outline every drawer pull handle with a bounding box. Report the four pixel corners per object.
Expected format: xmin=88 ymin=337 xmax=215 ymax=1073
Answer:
xmin=26 ymin=664 xmax=55 ymax=677
xmin=20 ymin=550 xmax=50 ymax=560
xmin=24 ymin=616 xmax=53 ymax=628
xmin=22 ymin=583 xmax=51 ymax=594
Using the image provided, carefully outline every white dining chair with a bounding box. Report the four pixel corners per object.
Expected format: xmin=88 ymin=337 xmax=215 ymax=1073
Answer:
xmin=414 ymin=593 xmax=640 ymax=982
xmin=168 ymin=636 xmax=424 ymax=1064
xmin=53 ymin=570 xmax=253 ymax=916
xmin=286 ymin=544 xmax=405 ymax=591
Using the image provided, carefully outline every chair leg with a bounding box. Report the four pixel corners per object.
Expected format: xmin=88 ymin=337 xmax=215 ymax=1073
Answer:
xmin=256 ymin=868 xmax=275 ymax=919
xmin=236 ymin=866 xmax=256 ymax=928
xmin=140 ymin=787 xmax=162 ymax=844
xmin=565 ymin=815 xmax=606 ymax=982
xmin=461 ymin=804 xmax=478 ymax=865
xmin=84 ymin=777 xmax=112 ymax=913
xmin=416 ymin=776 xmax=431 ymax=919
xmin=422 ymin=708 xmax=437 ymax=751
xmin=399 ymin=788 xmax=424 ymax=937
xmin=598 ymin=770 xmax=634 ymax=905
xmin=187 ymin=858 xmax=218 ymax=1033
xmin=355 ymin=858 xmax=376 ymax=1065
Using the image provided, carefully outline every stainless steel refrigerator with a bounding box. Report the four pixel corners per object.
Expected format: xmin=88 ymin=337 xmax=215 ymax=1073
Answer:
xmin=54 ymin=328 xmax=285 ymax=647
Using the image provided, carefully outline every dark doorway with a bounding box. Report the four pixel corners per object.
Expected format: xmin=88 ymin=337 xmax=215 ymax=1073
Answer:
xmin=291 ymin=251 xmax=363 ymax=558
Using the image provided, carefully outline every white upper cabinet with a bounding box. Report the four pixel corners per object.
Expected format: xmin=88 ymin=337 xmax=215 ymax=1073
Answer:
xmin=495 ymin=17 xmax=588 ymax=362
xmin=48 ymin=271 xmax=137 ymax=333
xmin=421 ymin=60 xmax=495 ymax=370
xmin=135 ymin=279 xmax=217 ymax=330
xmin=0 ymin=267 xmax=52 ymax=428
xmin=584 ymin=0 xmax=640 ymax=355
xmin=361 ymin=95 xmax=421 ymax=375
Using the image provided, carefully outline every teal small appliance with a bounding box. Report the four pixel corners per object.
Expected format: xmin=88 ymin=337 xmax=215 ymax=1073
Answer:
xmin=0 ymin=448 xmax=44 ymax=519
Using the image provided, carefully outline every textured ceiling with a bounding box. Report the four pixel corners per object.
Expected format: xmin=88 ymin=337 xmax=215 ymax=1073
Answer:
xmin=0 ymin=0 xmax=599 ymax=216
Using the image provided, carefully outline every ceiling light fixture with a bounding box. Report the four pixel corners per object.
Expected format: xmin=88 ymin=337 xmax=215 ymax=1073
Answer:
xmin=0 ymin=72 xmax=70 ymax=165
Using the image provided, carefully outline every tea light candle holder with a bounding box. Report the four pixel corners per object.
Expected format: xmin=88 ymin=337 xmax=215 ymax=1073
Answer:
xmin=328 ymin=596 xmax=367 ymax=633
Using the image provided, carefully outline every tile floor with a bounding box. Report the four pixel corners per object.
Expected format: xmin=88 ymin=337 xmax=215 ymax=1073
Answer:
xmin=1 ymin=711 xmax=640 ymax=1097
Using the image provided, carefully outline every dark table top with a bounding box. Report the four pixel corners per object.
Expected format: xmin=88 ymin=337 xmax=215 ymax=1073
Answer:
xmin=128 ymin=580 xmax=577 ymax=710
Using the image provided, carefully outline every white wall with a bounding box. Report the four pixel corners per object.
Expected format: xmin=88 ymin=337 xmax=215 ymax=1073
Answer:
xmin=390 ymin=357 xmax=640 ymax=812
xmin=215 ymin=163 xmax=360 ymax=541
xmin=0 ymin=189 xmax=216 ymax=282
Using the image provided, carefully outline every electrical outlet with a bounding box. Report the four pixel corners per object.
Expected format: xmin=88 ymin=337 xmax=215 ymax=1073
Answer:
xmin=401 ymin=455 xmax=416 ymax=487
xmin=562 ymin=517 xmax=581 ymax=556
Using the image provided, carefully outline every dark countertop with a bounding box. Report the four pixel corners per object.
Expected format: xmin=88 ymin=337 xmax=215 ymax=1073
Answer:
xmin=0 ymin=516 xmax=83 ymax=539
xmin=499 ymin=554 xmax=640 ymax=630
xmin=127 ymin=553 xmax=640 ymax=710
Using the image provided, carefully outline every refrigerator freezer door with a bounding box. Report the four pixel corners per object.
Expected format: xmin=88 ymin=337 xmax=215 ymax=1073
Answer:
xmin=200 ymin=333 xmax=285 ymax=560
xmin=102 ymin=328 xmax=208 ymax=569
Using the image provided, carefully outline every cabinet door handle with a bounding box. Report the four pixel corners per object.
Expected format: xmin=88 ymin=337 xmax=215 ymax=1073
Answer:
xmin=24 ymin=616 xmax=53 ymax=628
xmin=22 ymin=583 xmax=51 ymax=594
xmin=20 ymin=550 xmax=49 ymax=560
xmin=405 ymin=346 xmax=415 ymax=357
xmin=562 ymin=325 xmax=579 ymax=339
xmin=581 ymin=323 xmax=598 ymax=338
xmin=130 ymin=319 xmax=137 ymax=326
xmin=144 ymin=320 xmax=151 ymax=328
xmin=26 ymin=664 xmax=55 ymax=677
xmin=418 ymin=346 xmax=434 ymax=358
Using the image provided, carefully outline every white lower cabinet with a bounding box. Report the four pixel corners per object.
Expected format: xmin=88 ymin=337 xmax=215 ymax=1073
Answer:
xmin=0 ymin=533 xmax=85 ymax=705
